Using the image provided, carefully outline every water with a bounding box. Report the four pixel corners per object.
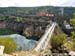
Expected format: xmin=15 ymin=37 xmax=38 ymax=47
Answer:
xmin=0 ymin=34 xmax=37 ymax=51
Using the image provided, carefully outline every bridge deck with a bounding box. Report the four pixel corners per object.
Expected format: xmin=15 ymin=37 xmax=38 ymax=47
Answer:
xmin=34 ymin=22 xmax=57 ymax=52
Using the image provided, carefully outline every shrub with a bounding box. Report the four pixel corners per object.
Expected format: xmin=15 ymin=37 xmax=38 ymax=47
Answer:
xmin=51 ymin=34 xmax=66 ymax=49
xmin=15 ymin=17 xmax=22 ymax=22
xmin=64 ymin=41 xmax=75 ymax=51
xmin=0 ymin=37 xmax=16 ymax=54
xmin=72 ymin=41 xmax=75 ymax=51
xmin=71 ymin=31 xmax=75 ymax=40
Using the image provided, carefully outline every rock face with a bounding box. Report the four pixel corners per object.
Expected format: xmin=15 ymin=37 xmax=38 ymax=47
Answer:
xmin=23 ymin=26 xmax=34 ymax=37
xmin=0 ymin=22 xmax=7 ymax=29
xmin=0 ymin=21 xmax=46 ymax=37
xmin=23 ymin=26 xmax=45 ymax=38
xmin=0 ymin=34 xmax=37 ymax=51
xmin=7 ymin=22 xmax=25 ymax=32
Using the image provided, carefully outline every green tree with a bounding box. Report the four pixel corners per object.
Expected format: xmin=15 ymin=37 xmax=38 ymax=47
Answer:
xmin=71 ymin=31 xmax=75 ymax=40
xmin=70 ymin=13 xmax=75 ymax=29
xmin=51 ymin=34 xmax=66 ymax=49
xmin=15 ymin=17 xmax=22 ymax=22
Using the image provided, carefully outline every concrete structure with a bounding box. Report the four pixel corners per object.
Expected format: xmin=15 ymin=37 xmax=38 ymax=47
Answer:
xmin=34 ymin=22 xmax=57 ymax=52
xmin=0 ymin=45 xmax=5 ymax=55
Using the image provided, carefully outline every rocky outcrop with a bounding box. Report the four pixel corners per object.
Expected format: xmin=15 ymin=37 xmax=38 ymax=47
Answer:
xmin=23 ymin=26 xmax=34 ymax=37
xmin=7 ymin=22 xmax=24 ymax=32
xmin=0 ymin=22 xmax=7 ymax=29
xmin=0 ymin=21 xmax=46 ymax=39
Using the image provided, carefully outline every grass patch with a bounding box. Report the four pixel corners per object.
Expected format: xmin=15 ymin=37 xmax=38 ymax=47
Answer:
xmin=0 ymin=37 xmax=16 ymax=54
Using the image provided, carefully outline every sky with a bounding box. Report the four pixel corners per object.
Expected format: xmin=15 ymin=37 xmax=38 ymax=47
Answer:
xmin=0 ymin=0 xmax=75 ymax=7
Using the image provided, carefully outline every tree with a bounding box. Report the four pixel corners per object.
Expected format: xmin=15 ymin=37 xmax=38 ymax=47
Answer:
xmin=51 ymin=34 xmax=66 ymax=52
xmin=71 ymin=31 xmax=75 ymax=40
xmin=15 ymin=17 xmax=22 ymax=22
xmin=70 ymin=13 xmax=75 ymax=29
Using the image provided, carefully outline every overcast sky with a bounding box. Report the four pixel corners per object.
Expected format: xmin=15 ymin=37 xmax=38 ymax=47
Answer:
xmin=0 ymin=0 xmax=75 ymax=7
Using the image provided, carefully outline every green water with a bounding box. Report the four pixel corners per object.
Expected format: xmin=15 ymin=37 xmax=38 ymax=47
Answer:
xmin=0 ymin=28 xmax=18 ymax=35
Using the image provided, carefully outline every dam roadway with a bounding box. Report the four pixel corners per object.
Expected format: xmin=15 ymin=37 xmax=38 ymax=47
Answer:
xmin=34 ymin=22 xmax=57 ymax=52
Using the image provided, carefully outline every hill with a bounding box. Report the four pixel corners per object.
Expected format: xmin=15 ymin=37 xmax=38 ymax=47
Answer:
xmin=0 ymin=6 xmax=74 ymax=16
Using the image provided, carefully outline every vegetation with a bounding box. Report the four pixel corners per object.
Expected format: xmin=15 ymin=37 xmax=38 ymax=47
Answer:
xmin=0 ymin=37 xmax=16 ymax=54
xmin=72 ymin=41 xmax=75 ymax=51
xmin=15 ymin=17 xmax=22 ymax=22
xmin=63 ymin=41 xmax=75 ymax=51
xmin=71 ymin=31 xmax=75 ymax=40
xmin=70 ymin=13 xmax=75 ymax=29
xmin=0 ymin=6 xmax=74 ymax=54
xmin=70 ymin=18 xmax=75 ymax=26
xmin=0 ymin=6 xmax=74 ymax=16
xmin=0 ymin=28 xmax=18 ymax=35
xmin=50 ymin=26 xmax=68 ymax=53
xmin=70 ymin=13 xmax=75 ymax=40
xmin=51 ymin=25 xmax=75 ymax=52
xmin=0 ymin=6 xmax=74 ymax=27
xmin=51 ymin=34 xmax=66 ymax=49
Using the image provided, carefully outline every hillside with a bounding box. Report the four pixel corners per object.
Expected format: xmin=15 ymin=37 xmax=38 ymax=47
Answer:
xmin=0 ymin=6 xmax=74 ymax=16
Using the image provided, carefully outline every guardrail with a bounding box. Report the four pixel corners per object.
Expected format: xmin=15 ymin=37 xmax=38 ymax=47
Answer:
xmin=34 ymin=22 xmax=57 ymax=52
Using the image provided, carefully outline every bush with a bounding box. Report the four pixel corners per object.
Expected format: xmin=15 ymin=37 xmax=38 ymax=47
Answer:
xmin=72 ymin=41 xmax=75 ymax=51
xmin=71 ymin=31 xmax=75 ymax=40
xmin=64 ymin=41 xmax=75 ymax=51
xmin=0 ymin=37 xmax=16 ymax=54
xmin=15 ymin=17 xmax=22 ymax=22
xmin=51 ymin=34 xmax=66 ymax=49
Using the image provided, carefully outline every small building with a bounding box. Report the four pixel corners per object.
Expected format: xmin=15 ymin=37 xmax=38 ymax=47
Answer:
xmin=36 ymin=12 xmax=46 ymax=16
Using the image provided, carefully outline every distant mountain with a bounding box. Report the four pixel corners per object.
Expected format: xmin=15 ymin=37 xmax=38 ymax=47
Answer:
xmin=0 ymin=6 xmax=74 ymax=16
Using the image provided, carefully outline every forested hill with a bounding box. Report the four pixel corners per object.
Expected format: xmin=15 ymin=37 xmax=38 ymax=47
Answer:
xmin=0 ymin=6 xmax=75 ymax=16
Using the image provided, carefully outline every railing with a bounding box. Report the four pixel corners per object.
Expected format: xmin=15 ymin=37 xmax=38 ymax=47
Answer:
xmin=34 ymin=22 xmax=57 ymax=52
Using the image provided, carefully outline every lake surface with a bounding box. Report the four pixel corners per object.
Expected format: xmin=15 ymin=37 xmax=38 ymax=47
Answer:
xmin=0 ymin=34 xmax=37 ymax=51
